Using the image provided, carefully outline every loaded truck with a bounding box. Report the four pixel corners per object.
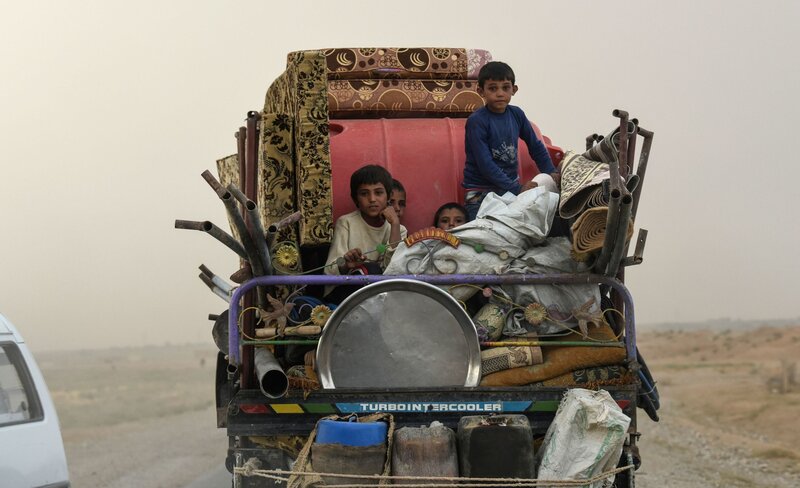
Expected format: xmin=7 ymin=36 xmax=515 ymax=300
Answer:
xmin=177 ymin=47 xmax=659 ymax=487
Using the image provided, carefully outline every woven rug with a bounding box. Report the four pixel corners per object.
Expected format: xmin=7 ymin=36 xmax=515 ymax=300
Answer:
xmin=538 ymin=365 xmax=635 ymax=388
xmin=479 ymin=323 xmax=626 ymax=387
xmin=557 ymin=151 xmax=609 ymax=219
xmin=571 ymin=206 xmax=633 ymax=254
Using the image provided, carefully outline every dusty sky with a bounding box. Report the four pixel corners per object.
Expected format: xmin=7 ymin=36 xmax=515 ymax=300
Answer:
xmin=1 ymin=0 xmax=798 ymax=351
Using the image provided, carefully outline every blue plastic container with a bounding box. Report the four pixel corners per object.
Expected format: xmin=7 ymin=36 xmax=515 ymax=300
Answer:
xmin=315 ymin=418 xmax=388 ymax=447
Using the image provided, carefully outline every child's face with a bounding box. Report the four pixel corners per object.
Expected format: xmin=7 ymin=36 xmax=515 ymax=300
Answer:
xmin=388 ymin=190 xmax=406 ymax=220
xmin=356 ymin=183 xmax=389 ymax=221
xmin=477 ymin=78 xmax=518 ymax=113
xmin=437 ymin=208 xmax=466 ymax=230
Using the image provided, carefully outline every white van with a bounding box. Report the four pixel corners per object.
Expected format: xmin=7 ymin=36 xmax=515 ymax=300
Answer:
xmin=0 ymin=313 xmax=70 ymax=488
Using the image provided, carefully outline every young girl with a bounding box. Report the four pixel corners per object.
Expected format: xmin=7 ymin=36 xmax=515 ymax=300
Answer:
xmin=433 ymin=202 xmax=467 ymax=230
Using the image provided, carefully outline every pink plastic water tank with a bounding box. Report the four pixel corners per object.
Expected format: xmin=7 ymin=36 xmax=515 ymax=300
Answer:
xmin=328 ymin=118 xmax=562 ymax=234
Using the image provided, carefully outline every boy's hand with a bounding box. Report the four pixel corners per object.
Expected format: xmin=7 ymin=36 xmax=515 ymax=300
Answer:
xmin=382 ymin=206 xmax=399 ymax=226
xmin=520 ymin=180 xmax=539 ymax=193
xmin=339 ymin=248 xmax=367 ymax=273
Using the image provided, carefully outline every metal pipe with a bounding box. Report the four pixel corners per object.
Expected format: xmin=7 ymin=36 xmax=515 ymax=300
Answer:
xmin=622 ymin=229 xmax=648 ymax=267
xmin=266 ymin=211 xmax=302 ymax=248
xmin=245 ymin=112 xmax=260 ymax=201
xmin=626 ymin=120 xmax=639 ymax=170
xmin=612 ymin=109 xmax=630 ymax=179
xmin=199 ymin=264 xmax=234 ymax=294
xmin=201 ymin=172 xmax=267 ymax=314
xmin=236 ymin=126 xmax=247 ymax=213
xmin=199 ymin=272 xmax=231 ymax=303
xmin=201 ymin=173 xmax=266 ymax=277
xmin=228 ymin=273 xmax=638 ymax=372
xmin=253 ymin=347 xmax=288 ymax=398
xmin=630 ymin=127 xmax=654 ymax=221
xmin=228 ymin=184 xmax=273 ymax=275
xmin=239 ymin=121 xmax=256 ymax=392
xmin=594 ymin=192 xmax=621 ymax=273
xmin=605 ymin=193 xmax=633 ymax=277
xmin=201 ymin=170 xmax=227 ymax=199
xmin=174 ymin=220 xmax=247 ymax=259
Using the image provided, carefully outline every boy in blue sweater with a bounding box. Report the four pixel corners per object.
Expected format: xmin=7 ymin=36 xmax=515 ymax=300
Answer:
xmin=462 ymin=61 xmax=559 ymax=220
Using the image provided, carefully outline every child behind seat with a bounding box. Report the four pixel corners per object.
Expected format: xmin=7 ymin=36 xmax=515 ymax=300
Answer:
xmin=324 ymin=164 xmax=408 ymax=302
xmin=433 ymin=202 xmax=467 ymax=230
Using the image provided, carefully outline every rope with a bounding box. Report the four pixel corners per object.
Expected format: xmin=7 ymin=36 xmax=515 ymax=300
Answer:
xmin=233 ymin=464 xmax=635 ymax=486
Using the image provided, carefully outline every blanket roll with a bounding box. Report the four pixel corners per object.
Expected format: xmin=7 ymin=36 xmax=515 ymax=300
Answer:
xmin=479 ymin=323 xmax=625 ymax=387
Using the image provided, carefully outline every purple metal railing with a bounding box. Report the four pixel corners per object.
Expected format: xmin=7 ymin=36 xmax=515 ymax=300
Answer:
xmin=228 ymin=273 xmax=636 ymax=369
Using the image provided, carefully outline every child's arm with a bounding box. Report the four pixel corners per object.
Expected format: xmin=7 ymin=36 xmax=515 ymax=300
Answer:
xmin=516 ymin=108 xmax=557 ymax=176
xmin=382 ymin=207 xmax=402 ymax=245
xmin=325 ymin=217 xmax=359 ymax=275
xmin=466 ymin=116 xmax=523 ymax=194
xmin=381 ymin=207 xmax=407 ymax=271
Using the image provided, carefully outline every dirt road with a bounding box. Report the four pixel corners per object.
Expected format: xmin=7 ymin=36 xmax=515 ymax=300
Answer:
xmin=40 ymin=326 xmax=800 ymax=487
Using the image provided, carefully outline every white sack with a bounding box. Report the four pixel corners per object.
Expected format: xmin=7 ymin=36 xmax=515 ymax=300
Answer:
xmin=536 ymin=388 xmax=631 ymax=487
xmin=500 ymin=238 xmax=601 ymax=335
xmin=384 ymin=188 xmax=558 ymax=301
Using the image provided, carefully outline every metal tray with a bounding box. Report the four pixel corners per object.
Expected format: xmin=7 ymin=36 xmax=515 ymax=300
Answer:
xmin=316 ymin=279 xmax=481 ymax=388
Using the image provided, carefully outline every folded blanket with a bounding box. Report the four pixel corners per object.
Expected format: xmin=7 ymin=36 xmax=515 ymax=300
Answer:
xmin=479 ymin=323 xmax=626 ymax=386
xmin=328 ymin=78 xmax=484 ymax=118
xmin=318 ymin=47 xmax=492 ymax=80
xmin=537 ymin=365 xmax=635 ymax=388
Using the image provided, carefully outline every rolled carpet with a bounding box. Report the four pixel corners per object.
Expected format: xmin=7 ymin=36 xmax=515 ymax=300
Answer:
xmin=558 ymin=151 xmax=610 ymax=219
xmin=571 ymin=206 xmax=633 ymax=255
xmin=479 ymin=323 xmax=626 ymax=387
xmin=481 ymin=342 xmax=543 ymax=376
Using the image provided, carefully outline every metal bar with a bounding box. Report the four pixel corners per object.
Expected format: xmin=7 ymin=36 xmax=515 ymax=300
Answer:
xmin=613 ymin=109 xmax=630 ymax=179
xmin=243 ymin=113 xmax=262 ymax=391
xmin=630 ymin=127 xmax=654 ymax=222
xmin=174 ymin=219 xmax=247 ymax=259
xmin=227 ymin=273 xmax=637 ymax=370
xmin=481 ymin=341 xmax=624 ymax=348
xmin=243 ymin=339 xmax=322 ymax=346
xmin=594 ymin=194 xmax=621 ymax=273
xmin=240 ymin=340 xmax=625 ymax=348
xmin=201 ymin=170 xmax=227 ymax=198
xmin=605 ymin=193 xmax=633 ymax=277
xmin=236 ymin=126 xmax=247 ymax=214
xmin=245 ymin=111 xmax=260 ymax=201
xmin=622 ymin=229 xmax=648 ymax=267
xmin=626 ymin=119 xmax=639 ymax=171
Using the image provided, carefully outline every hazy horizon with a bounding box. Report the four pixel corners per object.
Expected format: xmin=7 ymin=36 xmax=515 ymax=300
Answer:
xmin=2 ymin=0 xmax=799 ymax=352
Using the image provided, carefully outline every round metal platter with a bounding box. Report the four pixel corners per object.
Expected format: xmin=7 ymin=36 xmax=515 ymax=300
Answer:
xmin=316 ymin=279 xmax=481 ymax=388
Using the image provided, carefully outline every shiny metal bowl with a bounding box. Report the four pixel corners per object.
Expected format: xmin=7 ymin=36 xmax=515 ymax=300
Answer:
xmin=316 ymin=279 xmax=481 ymax=388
